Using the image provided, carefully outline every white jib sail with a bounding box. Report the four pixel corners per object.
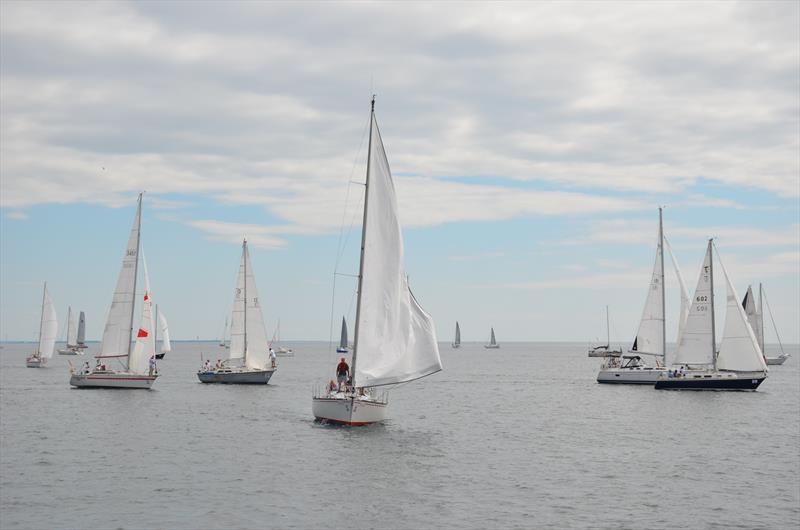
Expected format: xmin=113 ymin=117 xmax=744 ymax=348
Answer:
xmin=129 ymin=256 xmax=155 ymax=375
xmin=741 ymin=286 xmax=763 ymax=352
xmin=672 ymin=243 xmax=715 ymax=366
xmin=664 ymin=236 xmax=690 ymax=346
xmin=39 ymin=285 xmax=58 ymax=359
xmin=717 ymin=256 xmax=767 ymax=372
xmin=77 ymin=311 xmax=86 ymax=345
xmin=632 ymin=231 xmax=664 ymax=356
xmin=100 ymin=196 xmax=141 ymax=361
xmin=354 ymin=114 xmax=442 ymax=387
xmin=228 ymin=241 xmax=270 ymax=370
xmin=158 ymin=310 xmax=171 ymax=353
xmin=66 ymin=307 xmax=77 ymax=346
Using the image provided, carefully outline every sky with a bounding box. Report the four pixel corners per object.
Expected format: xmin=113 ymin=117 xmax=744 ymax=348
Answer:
xmin=1 ymin=1 xmax=798 ymax=345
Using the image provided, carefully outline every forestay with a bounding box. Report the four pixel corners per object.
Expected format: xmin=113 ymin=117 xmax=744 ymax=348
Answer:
xmin=717 ymin=257 xmax=767 ymax=372
xmin=673 ymin=243 xmax=715 ymax=366
xmin=100 ymin=196 xmax=141 ymax=362
xmin=39 ymin=286 xmax=58 ymax=359
xmin=129 ymin=257 xmax=155 ymax=375
xmin=354 ymin=114 xmax=442 ymax=387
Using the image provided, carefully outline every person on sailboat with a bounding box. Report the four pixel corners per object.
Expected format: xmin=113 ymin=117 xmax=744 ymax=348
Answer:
xmin=149 ymin=356 xmax=157 ymax=376
xmin=336 ymin=357 xmax=349 ymax=391
xmin=269 ymin=348 xmax=277 ymax=369
xmin=82 ymin=361 xmax=90 ymax=374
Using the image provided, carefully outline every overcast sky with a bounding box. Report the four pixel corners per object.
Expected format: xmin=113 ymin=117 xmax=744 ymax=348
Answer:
xmin=1 ymin=1 xmax=798 ymax=345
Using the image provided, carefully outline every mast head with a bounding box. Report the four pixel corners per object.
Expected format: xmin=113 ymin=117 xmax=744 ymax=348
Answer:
xmin=371 ymin=94 xmax=375 ymax=112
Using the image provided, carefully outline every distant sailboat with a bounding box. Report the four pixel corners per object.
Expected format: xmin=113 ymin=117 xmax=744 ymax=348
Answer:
xmin=312 ymin=98 xmax=442 ymax=425
xmin=70 ymin=194 xmax=159 ymax=389
xmin=587 ymin=306 xmax=622 ymax=357
xmin=154 ymin=305 xmax=171 ymax=360
xmin=655 ymin=240 xmax=768 ymax=390
xmin=336 ymin=316 xmax=349 ymax=353
xmin=58 ymin=306 xmax=84 ymax=355
xmin=76 ymin=311 xmax=87 ymax=350
xmin=272 ymin=319 xmax=294 ymax=356
xmin=452 ymin=321 xmax=461 ymax=349
xmin=743 ymin=284 xmax=790 ymax=365
xmin=26 ymin=282 xmax=58 ymax=368
xmin=484 ymin=327 xmax=499 ymax=349
xmin=597 ymin=208 xmax=688 ymax=384
xmin=219 ymin=316 xmax=229 ymax=348
xmin=198 ymin=239 xmax=277 ymax=384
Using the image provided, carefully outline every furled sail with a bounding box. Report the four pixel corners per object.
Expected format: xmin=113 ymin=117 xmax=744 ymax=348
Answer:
xmin=39 ymin=284 xmax=58 ymax=359
xmin=631 ymin=230 xmax=664 ymax=356
xmin=717 ymin=255 xmax=767 ymax=372
xmin=129 ymin=257 xmax=155 ymax=374
xmin=158 ymin=309 xmax=171 ymax=353
xmin=672 ymin=242 xmax=715 ymax=366
xmin=228 ymin=241 xmax=270 ymax=370
xmin=339 ymin=317 xmax=348 ymax=350
xmin=353 ymin=113 xmax=442 ymax=387
xmin=77 ymin=311 xmax=86 ymax=346
xmin=100 ymin=195 xmax=141 ymax=361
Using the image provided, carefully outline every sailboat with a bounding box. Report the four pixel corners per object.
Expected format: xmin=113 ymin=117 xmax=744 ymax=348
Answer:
xmin=26 ymin=282 xmax=58 ymax=368
xmin=154 ymin=305 xmax=171 ymax=360
xmin=312 ymin=98 xmax=443 ymax=425
xmin=58 ymin=306 xmax=84 ymax=355
xmin=76 ymin=311 xmax=87 ymax=349
xmin=484 ymin=327 xmax=500 ymax=349
xmin=198 ymin=239 xmax=277 ymax=384
xmin=219 ymin=316 xmax=229 ymax=348
xmin=336 ymin=316 xmax=349 ymax=353
xmin=655 ymin=240 xmax=768 ymax=390
xmin=452 ymin=321 xmax=461 ymax=349
xmin=587 ymin=306 xmax=622 ymax=357
xmin=597 ymin=208 xmax=689 ymax=384
xmin=70 ymin=194 xmax=159 ymax=389
xmin=743 ymin=284 xmax=790 ymax=365
xmin=272 ymin=319 xmax=294 ymax=356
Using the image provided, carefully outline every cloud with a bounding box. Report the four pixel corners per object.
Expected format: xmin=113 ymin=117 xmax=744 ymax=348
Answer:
xmin=186 ymin=219 xmax=293 ymax=250
xmin=3 ymin=211 xmax=29 ymax=220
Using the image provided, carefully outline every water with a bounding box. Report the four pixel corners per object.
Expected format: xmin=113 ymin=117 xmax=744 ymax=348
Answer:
xmin=1 ymin=341 xmax=798 ymax=529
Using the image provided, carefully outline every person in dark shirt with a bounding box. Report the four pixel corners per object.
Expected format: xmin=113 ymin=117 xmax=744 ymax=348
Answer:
xmin=336 ymin=357 xmax=350 ymax=391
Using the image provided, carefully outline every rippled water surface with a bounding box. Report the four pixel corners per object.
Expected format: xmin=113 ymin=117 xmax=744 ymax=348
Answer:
xmin=1 ymin=341 xmax=798 ymax=529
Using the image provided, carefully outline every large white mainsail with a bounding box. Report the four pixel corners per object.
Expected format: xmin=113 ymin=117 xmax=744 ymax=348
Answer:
xmin=672 ymin=241 xmax=715 ymax=366
xmin=158 ymin=309 xmax=171 ymax=354
xmin=352 ymin=111 xmax=442 ymax=388
xmin=65 ymin=307 xmax=77 ymax=347
xmin=228 ymin=240 xmax=270 ymax=370
xmin=100 ymin=194 xmax=141 ymax=366
xmin=742 ymin=286 xmax=764 ymax=352
xmin=39 ymin=284 xmax=58 ymax=359
xmin=631 ymin=222 xmax=665 ymax=357
xmin=716 ymin=253 xmax=767 ymax=372
xmin=128 ymin=257 xmax=155 ymax=375
xmin=664 ymin=236 xmax=690 ymax=346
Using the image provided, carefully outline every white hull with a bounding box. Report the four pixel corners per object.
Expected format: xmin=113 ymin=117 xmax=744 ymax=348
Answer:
xmin=597 ymin=366 xmax=668 ymax=384
xmin=26 ymin=357 xmax=47 ymax=368
xmin=58 ymin=348 xmax=84 ymax=356
xmin=312 ymin=392 xmax=388 ymax=425
xmin=484 ymin=344 xmax=500 ymax=349
xmin=70 ymin=372 xmax=157 ymax=389
xmin=766 ymin=356 xmax=788 ymax=365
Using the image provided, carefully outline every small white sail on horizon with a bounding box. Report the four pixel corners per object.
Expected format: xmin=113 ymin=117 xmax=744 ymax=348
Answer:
xmin=337 ymin=316 xmax=349 ymax=352
xmin=65 ymin=307 xmax=77 ymax=347
xmin=77 ymin=311 xmax=86 ymax=347
xmin=158 ymin=308 xmax=171 ymax=354
xmin=452 ymin=321 xmax=461 ymax=348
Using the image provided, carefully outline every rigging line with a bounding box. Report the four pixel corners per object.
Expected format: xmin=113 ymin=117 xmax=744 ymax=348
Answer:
xmin=762 ymin=290 xmax=786 ymax=356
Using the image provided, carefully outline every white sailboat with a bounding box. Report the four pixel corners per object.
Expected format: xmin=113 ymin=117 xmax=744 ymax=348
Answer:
xmin=272 ymin=319 xmax=294 ymax=356
xmin=484 ymin=327 xmax=500 ymax=349
xmin=26 ymin=283 xmax=58 ymax=368
xmin=452 ymin=321 xmax=461 ymax=349
xmin=598 ymin=208 xmax=688 ymax=384
xmin=219 ymin=316 xmax=229 ymax=348
xmin=743 ymin=284 xmax=790 ymax=365
xmin=58 ymin=306 xmax=84 ymax=355
xmin=198 ymin=239 xmax=277 ymax=384
xmin=312 ymin=98 xmax=443 ymax=425
xmin=587 ymin=306 xmax=622 ymax=357
xmin=336 ymin=316 xmax=349 ymax=353
xmin=655 ymin=240 xmax=768 ymax=390
xmin=154 ymin=305 xmax=171 ymax=360
xmin=70 ymin=194 xmax=159 ymax=389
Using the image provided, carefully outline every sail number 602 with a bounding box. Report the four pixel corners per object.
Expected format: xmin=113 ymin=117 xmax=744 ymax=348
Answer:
xmin=696 ymin=295 xmax=708 ymax=302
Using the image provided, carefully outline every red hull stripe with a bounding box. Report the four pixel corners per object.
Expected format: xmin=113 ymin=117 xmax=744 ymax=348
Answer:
xmin=85 ymin=377 xmax=155 ymax=381
xmin=316 ymin=418 xmax=374 ymax=426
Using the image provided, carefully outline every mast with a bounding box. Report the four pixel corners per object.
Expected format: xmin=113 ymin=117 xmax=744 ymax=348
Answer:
xmin=155 ymin=304 xmax=159 ymax=350
xmin=243 ymin=239 xmax=248 ymax=366
xmin=659 ymin=207 xmax=666 ymax=364
xmin=37 ymin=282 xmax=47 ymax=355
xmin=126 ymin=193 xmax=143 ymax=369
xmin=709 ymin=239 xmax=717 ymax=371
xmin=758 ymin=283 xmax=765 ymax=353
xmin=351 ymin=96 xmax=375 ymax=389
xmin=65 ymin=306 xmax=71 ymax=344
xmin=605 ymin=305 xmax=610 ymax=348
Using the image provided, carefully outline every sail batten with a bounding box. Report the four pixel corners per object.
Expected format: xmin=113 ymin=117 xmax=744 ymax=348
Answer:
xmin=352 ymin=110 xmax=442 ymax=388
